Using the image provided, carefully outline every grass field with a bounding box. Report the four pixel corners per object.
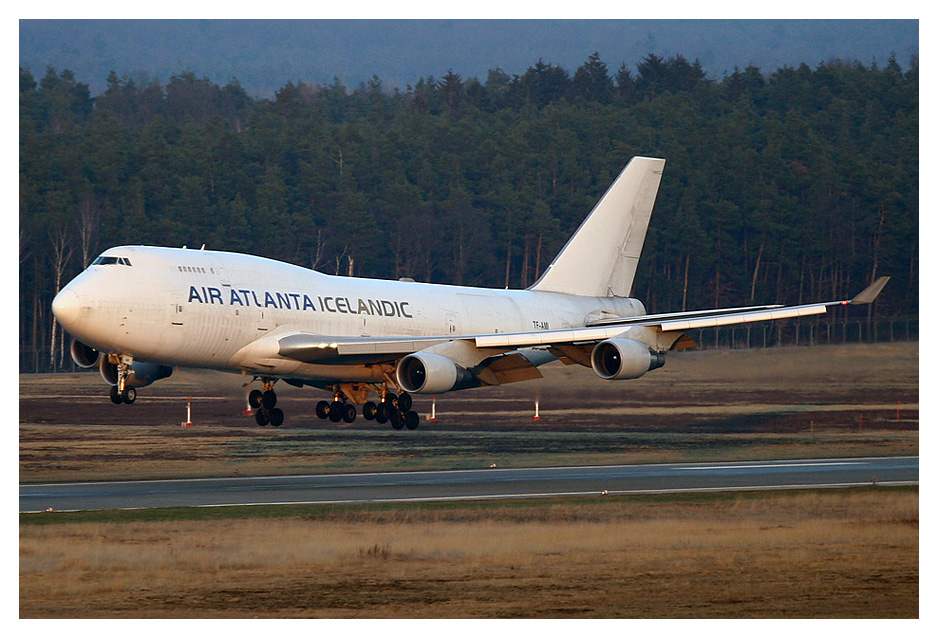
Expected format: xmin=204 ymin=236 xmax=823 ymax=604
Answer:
xmin=20 ymin=489 xmax=918 ymax=618
xmin=19 ymin=342 xmax=919 ymax=617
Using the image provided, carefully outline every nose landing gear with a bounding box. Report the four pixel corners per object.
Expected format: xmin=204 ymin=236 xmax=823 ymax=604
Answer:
xmin=108 ymin=355 xmax=137 ymax=404
xmin=109 ymin=384 xmax=136 ymax=404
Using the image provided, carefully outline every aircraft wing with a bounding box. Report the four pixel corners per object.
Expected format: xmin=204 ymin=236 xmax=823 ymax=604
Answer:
xmin=271 ymin=276 xmax=889 ymax=366
xmin=476 ymin=276 xmax=890 ymax=349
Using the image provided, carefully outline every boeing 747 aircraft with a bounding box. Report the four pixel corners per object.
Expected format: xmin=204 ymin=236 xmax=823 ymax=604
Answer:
xmin=52 ymin=157 xmax=889 ymax=429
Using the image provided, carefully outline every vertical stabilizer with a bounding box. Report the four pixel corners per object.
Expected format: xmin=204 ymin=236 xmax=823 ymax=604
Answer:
xmin=529 ymin=156 xmax=665 ymax=297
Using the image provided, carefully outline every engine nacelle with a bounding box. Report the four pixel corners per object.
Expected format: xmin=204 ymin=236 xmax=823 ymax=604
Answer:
xmin=99 ymin=357 xmax=173 ymax=388
xmin=591 ymin=338 xmax=665 ymax=380
xmin=396 ymin=352 xmax=472 ymax=394
xmin=69 ymin=339 xmax=100 ymax=368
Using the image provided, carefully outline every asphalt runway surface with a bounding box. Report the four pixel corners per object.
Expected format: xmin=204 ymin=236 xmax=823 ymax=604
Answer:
xmin=20 ymin=456 xmax=918 ymax=513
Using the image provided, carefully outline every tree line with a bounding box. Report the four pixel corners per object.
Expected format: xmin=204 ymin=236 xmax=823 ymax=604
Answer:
xmin=19 ymin=53 xmax=918 ymax=371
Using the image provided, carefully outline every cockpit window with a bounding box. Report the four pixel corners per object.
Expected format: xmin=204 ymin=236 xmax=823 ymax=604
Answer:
xmin=92 ymin=256 xmax=132 ymax=266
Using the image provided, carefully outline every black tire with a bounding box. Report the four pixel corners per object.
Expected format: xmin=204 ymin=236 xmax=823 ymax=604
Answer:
xmin=110 ymin=385 xmax=122 ymax=404
xmin=255 ymin=409 xmax=270 ymax=426
xmin=376 ymin=401 xmax=389 ymax=419
xmin=261 ymin=389 xmax=277 ymax=410
xmin=248 ymin=389 xmax=263 ymax=409
xmin=342 ymin=404 xmax=357 ymax=424
xmin=315 ymin=400 xmax=330 ymax=419
xmin=363 ymin=401 xmax=377 ymax=420
xmin=328 ymin=401 xmax=344 ymax=423
xmin=122 ymin=387 xmax=137 ymax=404
xmin=375 ymin=409 xmax=388 ymax=424
xmin=404 ymin=410 xmax=420 ymax=430
xmin=269 ymin=407 xmax=284 ymax=427
xmin=389 ymin=409 xmax=404 ymax=430
xmin=397 ymin=392 xmax=413 ymax=412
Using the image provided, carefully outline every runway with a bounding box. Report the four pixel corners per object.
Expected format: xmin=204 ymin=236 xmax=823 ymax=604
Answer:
xmin=19 ymin=455 xmax=917 ymax=513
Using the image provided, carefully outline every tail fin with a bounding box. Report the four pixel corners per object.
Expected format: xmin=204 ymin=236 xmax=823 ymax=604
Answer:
xmin=529 ymin=156 xmax=665 ymax=297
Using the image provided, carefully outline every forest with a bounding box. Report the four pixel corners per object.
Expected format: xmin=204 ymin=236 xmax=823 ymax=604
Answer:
xmin=19 ymin=53 xmax=918 ymax=372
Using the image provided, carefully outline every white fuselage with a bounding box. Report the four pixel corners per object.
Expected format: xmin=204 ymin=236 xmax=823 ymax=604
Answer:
xmin=55 ymin=245 xmax=646 ymax=382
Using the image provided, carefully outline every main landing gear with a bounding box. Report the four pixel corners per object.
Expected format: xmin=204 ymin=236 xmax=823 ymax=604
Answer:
xmin=315 ymin=389 xmax=420 ymax=430
xmin=247 ymin=379 xmax=284 ymax=427
xmin=244 ymin=379 xmax=421 ymax=430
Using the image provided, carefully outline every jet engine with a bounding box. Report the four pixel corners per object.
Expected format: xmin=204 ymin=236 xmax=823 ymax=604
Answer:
xmin=396 ymin=352 xmax=473 ymax=394
xmin=590 ymin=338 xmax=665 ymax=380
xmin=99 ymin=357 xmax=173 ymax=388
xmin=69 ymin=339 xmax=100 ymax=368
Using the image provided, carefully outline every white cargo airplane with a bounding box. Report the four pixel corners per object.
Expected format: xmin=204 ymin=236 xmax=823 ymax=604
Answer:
xmin=52 ymin=157 xmax=889 ymax=429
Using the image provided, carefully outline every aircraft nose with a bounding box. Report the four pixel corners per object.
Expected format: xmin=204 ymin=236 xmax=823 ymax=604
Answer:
xmin=52 ymin=288 xmax=81 ymax=328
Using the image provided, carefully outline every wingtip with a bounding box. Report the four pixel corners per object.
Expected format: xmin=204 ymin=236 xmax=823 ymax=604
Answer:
xmin=850 ymin=276 xmax=891 ymax=305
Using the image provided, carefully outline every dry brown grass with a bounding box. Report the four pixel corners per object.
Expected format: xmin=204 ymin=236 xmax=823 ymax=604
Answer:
xmin=20 ymin=490 xmax=918 ymax=618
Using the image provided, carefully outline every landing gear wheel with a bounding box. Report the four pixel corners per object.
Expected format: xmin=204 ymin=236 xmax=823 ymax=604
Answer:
xmin=389 ymin=409 xmax=404 ymax=430
xmin=363 ymin=401 xmax=378 ymax=420
xmin=255 ymin=410 xmax=270 ymax=426
xmin=341 ymin=404 xmax=357 ymax=424
xmin=110 ymin=385 xmax=122 ymax=404
xmin=248 ymin=389 xmax=263 ymax=409
xmin=328 ymin=401 xmax=344 ymax=423
xmin=315 ymin=400 xmax=330 ymax=420
xmin=404 ymin=410 xmax=420 ymax=430
xmin=269 ymin=407 xmax=285 ymax=427
xmin=376 ymin=402 xmax=390 ymax=420
xmin=122 ymin=387 xmax=136 ymax=404
xmin=396 ymin=392 xmax=413 ymax=412
xmin=261 ymin=390 xmax=278 ymax=410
